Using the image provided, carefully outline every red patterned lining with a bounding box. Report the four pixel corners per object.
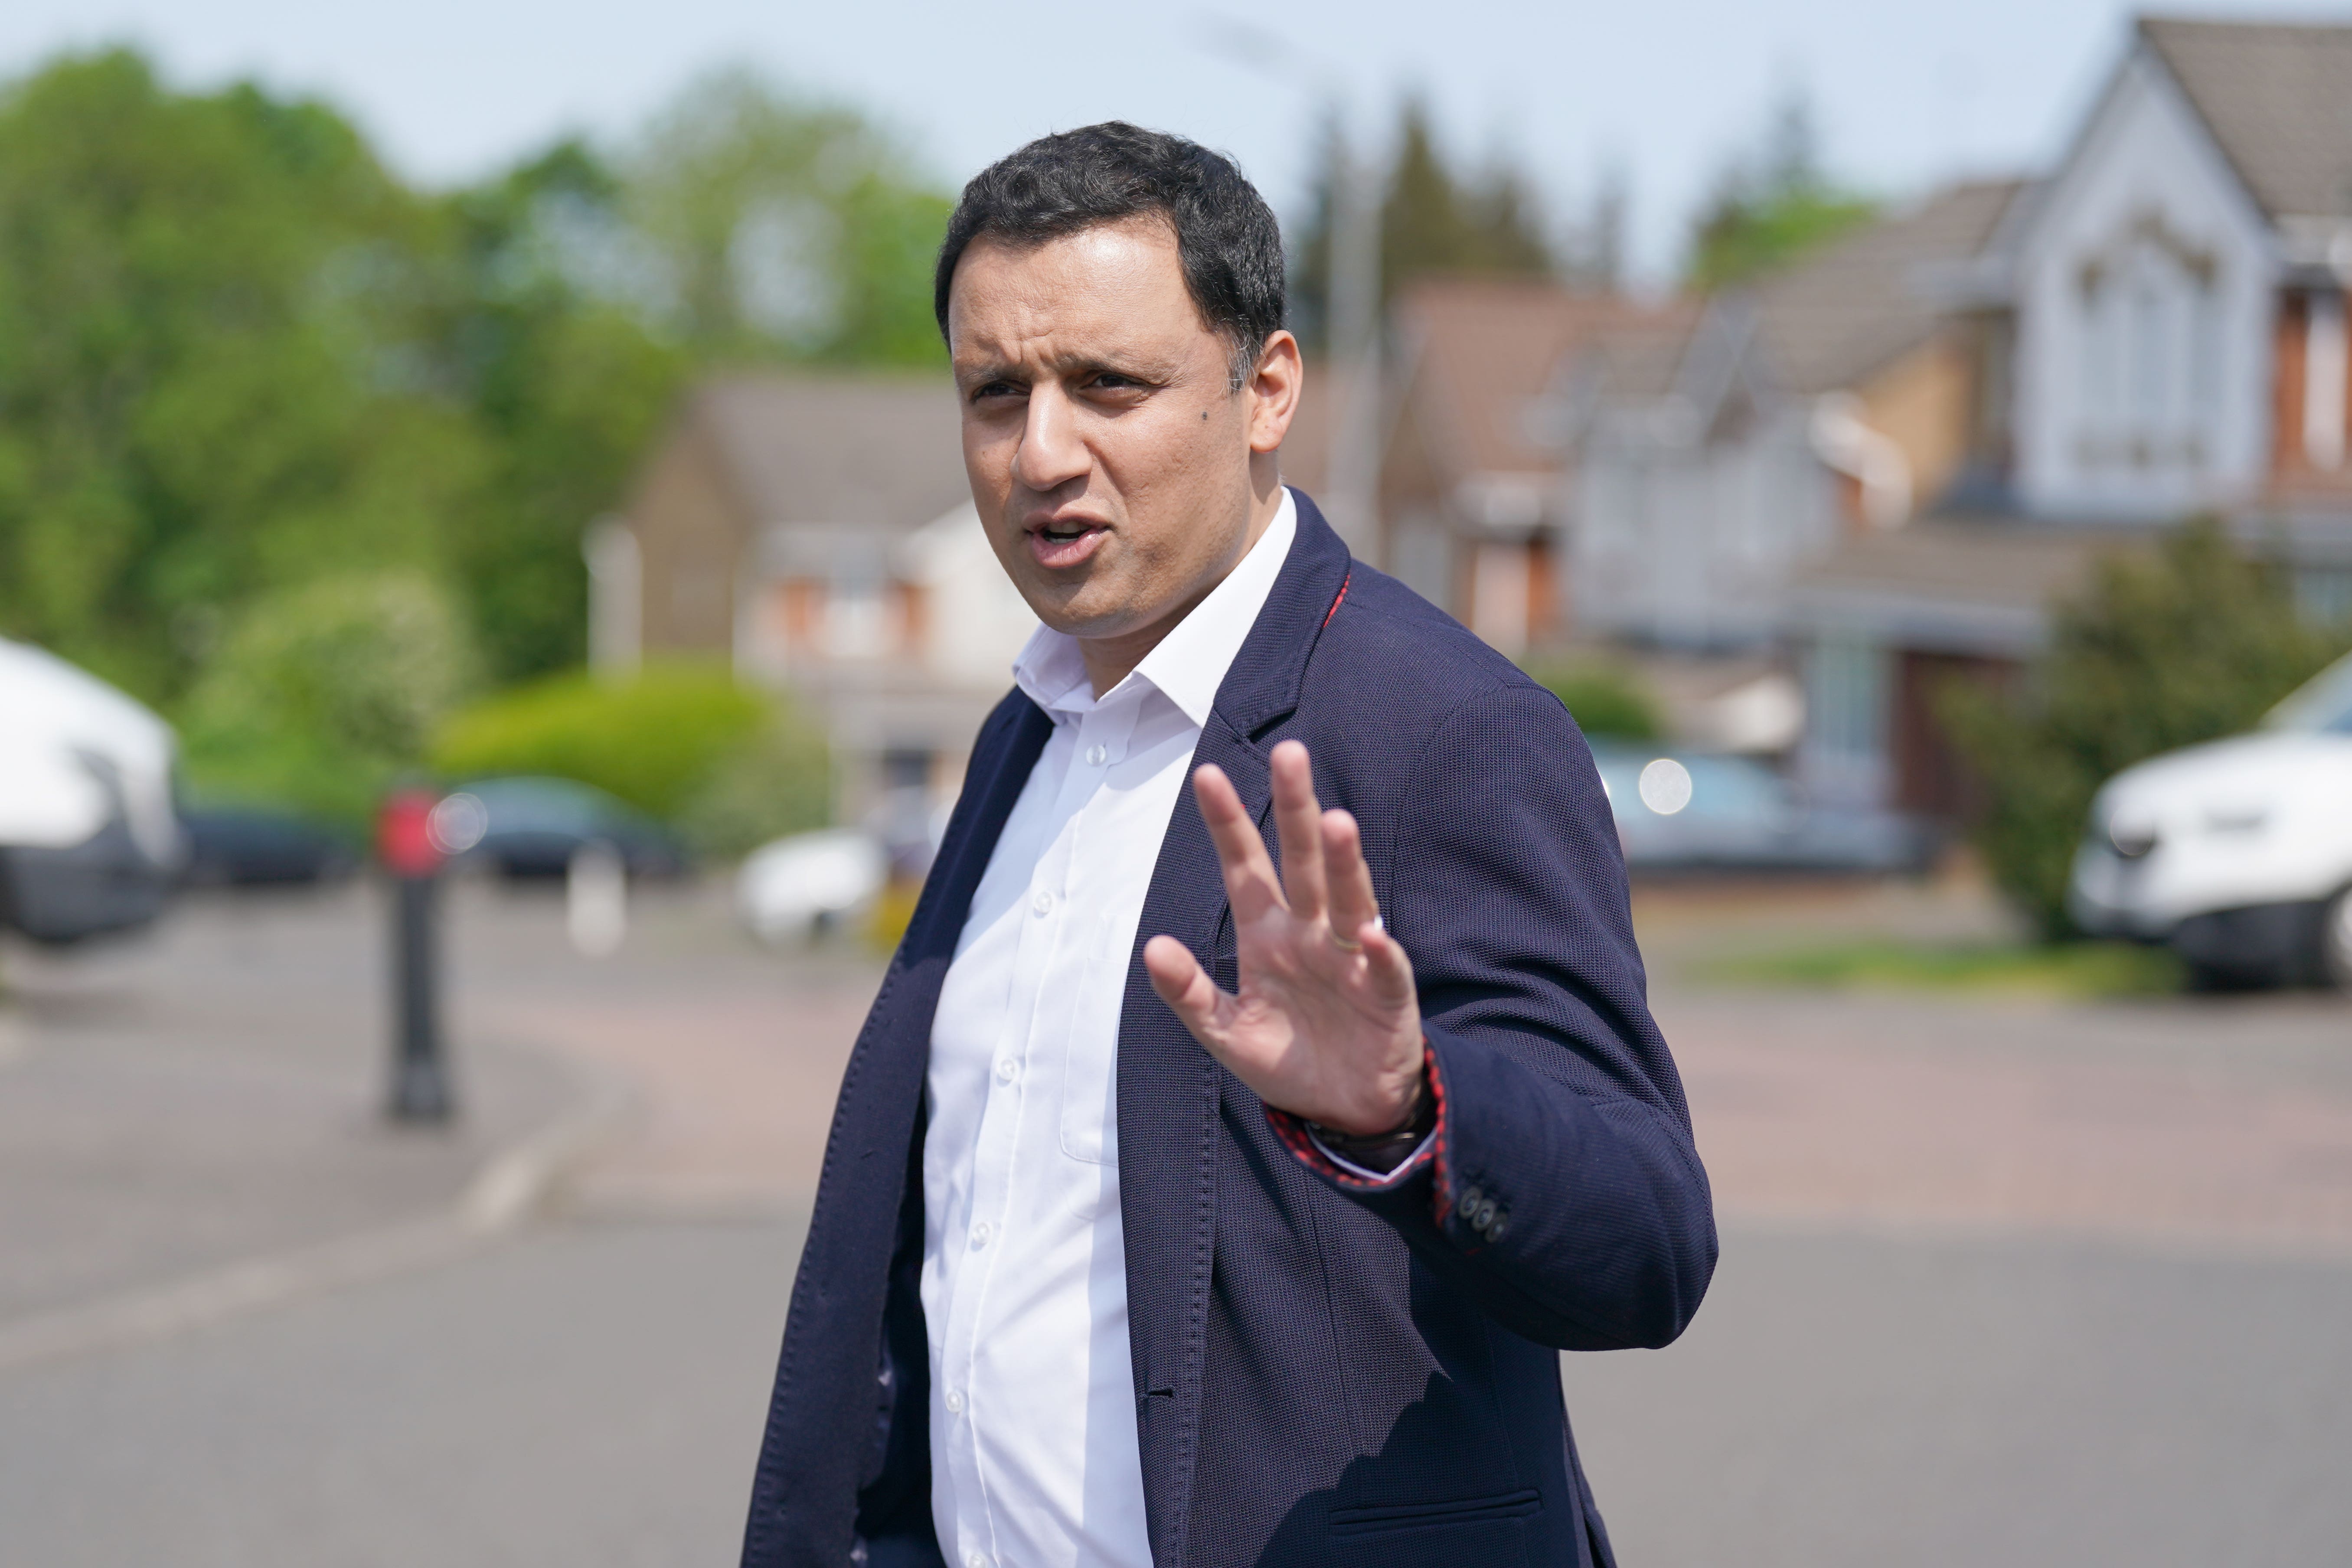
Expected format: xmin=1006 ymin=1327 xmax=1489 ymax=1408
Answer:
xmin=1263 ymin=1040 xmax=1445 ymax=1200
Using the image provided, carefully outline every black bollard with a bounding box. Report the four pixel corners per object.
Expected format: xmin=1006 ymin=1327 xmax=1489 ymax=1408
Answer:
xmin=378 ymin=788 xmax=454 ymax=1124
xmin=389 ymin=871 xmax=451 ymax=1121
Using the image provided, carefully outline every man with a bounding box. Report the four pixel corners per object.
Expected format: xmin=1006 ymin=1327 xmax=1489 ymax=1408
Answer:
xmin=743 ymin=123 xmax=1714 ymax=1568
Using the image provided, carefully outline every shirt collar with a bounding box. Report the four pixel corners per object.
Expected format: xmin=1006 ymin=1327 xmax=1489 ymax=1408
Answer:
xmin=1009 ymin=488 xmax=1298 ymax=728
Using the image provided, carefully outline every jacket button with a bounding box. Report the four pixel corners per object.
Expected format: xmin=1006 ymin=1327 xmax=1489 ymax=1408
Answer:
xmin=1486 ymin=1214 xmax=1509 ymax=1243
xmin=1457 ymin=1186 xmax=1483 ymax=1219
xmin=1474 ymin=1201 xmax=1498 ymax=1231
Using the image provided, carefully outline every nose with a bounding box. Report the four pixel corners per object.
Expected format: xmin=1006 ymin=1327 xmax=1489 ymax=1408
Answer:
xmin=1011 ymin=382 xmax=1089 ymax=495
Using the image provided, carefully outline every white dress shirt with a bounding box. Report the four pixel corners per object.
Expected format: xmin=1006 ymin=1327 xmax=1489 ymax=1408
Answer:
xmin=920 ymin=491 xmax=1298 ymax=1568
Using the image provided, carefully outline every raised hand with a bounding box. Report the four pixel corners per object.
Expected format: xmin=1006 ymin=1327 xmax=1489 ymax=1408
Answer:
xmin=1143 ymin=739 xmax=1424 ymax=1137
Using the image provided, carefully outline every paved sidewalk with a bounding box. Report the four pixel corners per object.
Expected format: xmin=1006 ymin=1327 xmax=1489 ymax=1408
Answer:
xmin=1636 ymin=877 xmax=2352 ymax=1257
xmin=444 ymin=880 xmax=881 ymax=1217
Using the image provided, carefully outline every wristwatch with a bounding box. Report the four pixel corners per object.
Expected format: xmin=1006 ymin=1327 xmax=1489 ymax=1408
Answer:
xmin=1305 ymin=1072 xmax=1436 ymax=1168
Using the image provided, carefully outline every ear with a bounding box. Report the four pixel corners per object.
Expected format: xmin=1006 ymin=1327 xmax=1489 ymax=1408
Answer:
xmin=1245 ymin=330 xmax=1303 ymax=455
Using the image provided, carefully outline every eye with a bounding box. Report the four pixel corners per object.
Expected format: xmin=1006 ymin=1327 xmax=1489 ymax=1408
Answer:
xmin=968 ymin=379 xmax=1023 ymax=404
xmin=1085 ymin=370 xmax=1154 ymax=397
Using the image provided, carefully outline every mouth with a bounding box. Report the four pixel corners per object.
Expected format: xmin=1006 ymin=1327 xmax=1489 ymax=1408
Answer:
xmin=1026 ymin=516 xmax=1111 ymax=570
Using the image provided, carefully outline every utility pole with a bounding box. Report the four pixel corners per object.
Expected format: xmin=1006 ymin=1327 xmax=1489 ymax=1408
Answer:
xmin=1195 ymin=19 xmax=1386 ymax=564
xmin=1324 ymin=127 xmax=1385 ymax=564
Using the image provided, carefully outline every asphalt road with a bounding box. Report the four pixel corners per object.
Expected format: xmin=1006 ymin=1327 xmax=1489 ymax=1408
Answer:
xmin=3 ymin=877 xmax=2348 ymax=1567
xmin=1 ymin=1213 xmax=2347 ymax=1567
xmin=1567 ymin=1224 xmax=2352 ymax=1568
xmin=0 ymin=1215 xmax=803 ymax=1568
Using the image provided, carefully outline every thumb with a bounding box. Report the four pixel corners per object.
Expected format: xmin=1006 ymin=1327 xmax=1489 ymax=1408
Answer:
xmin=1144 ymin=934 xmax=1227 ymax=1045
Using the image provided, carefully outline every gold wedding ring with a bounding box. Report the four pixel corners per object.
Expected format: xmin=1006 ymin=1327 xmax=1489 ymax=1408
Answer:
xmin=1329 ymin=928 xmax=1364 ymax=954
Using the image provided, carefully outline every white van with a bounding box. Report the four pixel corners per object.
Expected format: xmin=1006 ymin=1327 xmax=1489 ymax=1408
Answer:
xmin=2069 ymin=651 xmax=2352 ymax=988
xmin=0 ymin=637 xmax=184 ymax=944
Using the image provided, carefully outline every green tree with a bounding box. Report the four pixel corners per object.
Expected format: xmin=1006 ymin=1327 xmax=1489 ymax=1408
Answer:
xmin=0 ymin=46 xmax=960 ymax=805
xmin=179 ymin=571 xmax=481 ymax=824
xmin=1685 ymin=89 xmax=1877 ymax=292
xmin=619 ymin=67 xmax=952 ymax=366
xmin=441 ymin=142 xmax=688 ymax=682
xmin=0 ymin=50 xmax=483 ymax=698
xmin=1292 ymin=97 xmax=1556 ymax=347
xmin=1942 ymin=520 xmax=2352 ymax=936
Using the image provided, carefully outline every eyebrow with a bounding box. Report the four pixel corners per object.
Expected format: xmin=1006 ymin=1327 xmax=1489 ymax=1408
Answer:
xmin=954 ymin=348 xmax=1178 ymax=389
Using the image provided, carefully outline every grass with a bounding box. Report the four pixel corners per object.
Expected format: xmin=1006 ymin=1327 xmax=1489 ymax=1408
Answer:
xmin=1702 ymin=938 xmax=2184 ymax=999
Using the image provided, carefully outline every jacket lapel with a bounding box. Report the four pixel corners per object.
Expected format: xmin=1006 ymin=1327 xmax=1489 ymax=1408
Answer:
xmin=1117 ymin=489 xmax=1352 ymax=1565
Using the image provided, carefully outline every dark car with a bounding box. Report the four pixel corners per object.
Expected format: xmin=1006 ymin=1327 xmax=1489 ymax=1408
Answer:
xmin=1589 ymin=742 xmax=1938 ymax=877
xmin=438 ymin=776 xmax=687 ymax=880
xmin=181 ymin=805 xmax=357 ymax=888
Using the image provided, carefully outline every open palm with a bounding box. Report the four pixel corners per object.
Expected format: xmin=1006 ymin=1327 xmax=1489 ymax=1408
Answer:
xmin=1143 ymin=740 xmax=1424 ymax=1137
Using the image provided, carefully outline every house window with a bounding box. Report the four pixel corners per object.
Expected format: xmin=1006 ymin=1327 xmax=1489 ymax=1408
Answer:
xmin=2075 ymin=215 xmax=2219 ymax=470
xmin=823 ymin=575 xmax=891 ymax=659
xmin=2296 ymin=566 xmax=2352 ymax=628
xmin=1470 ymin=542 xmax=1531 ymax=656
xmin=1810 ymin=633 xmax=1887 ymax=767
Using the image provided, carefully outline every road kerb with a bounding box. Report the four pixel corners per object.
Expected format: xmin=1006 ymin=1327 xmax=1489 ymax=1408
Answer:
xmin=0 ymin=1043 xmax=634 ymax=1376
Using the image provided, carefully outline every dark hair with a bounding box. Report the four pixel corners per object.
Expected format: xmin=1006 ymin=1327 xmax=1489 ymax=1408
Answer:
xmin=933 ymin=122 xmax=1286 ymax=389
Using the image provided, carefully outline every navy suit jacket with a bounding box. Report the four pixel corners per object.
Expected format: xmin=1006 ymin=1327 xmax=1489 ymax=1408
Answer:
xmin=742 ymin=490 xmax=1715 ymax=1568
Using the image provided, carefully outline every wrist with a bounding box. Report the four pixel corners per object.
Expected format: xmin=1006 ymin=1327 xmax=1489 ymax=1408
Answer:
xmin=1304 ymin=1053 xmax=1434 ymax=1169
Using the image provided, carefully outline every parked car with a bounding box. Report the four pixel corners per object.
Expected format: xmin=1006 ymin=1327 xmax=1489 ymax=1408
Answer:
xmin=1588 ymin=742 xmax=1938 ymax=877
xmin=738 ymin=829 xmax=887 ymax=945
xmin=434 ymin=777 xmax=688 ymax=880
xmin=2069 ymin=651 xmax=2352 ymax=989
xmin=181 ymin=804 xmax=356 ymax=887
xmin=0 ymin=637 xmax=184 ymax=943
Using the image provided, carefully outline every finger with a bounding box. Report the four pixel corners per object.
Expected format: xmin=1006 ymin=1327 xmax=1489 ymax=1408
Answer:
xmin=1143 ymin=934 xmax=1228 ymax=1045
xmin=1320 ymin=807 xmax=1381 ymax=948
xmin=1268 ymin=740 xmax=1327 ymax=923
xmin=1193 ymin=764 xmax=1283 ymax=922
xmin=1355 ymin=921 xmax=1419 ymax=1008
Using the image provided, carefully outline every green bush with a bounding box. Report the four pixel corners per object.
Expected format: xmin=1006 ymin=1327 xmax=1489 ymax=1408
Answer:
xmin=431 ymin=664 xmax=830 ymax=841
xmin=1524 ymin=660 xmax=1663 ymax=742
xmin=177 ymin=571 xmax=480 ymax=825
xmin=675 ymin=702 xmax=834 ymax=856
xmin=1942 ymin=519 xmax=2352 ymax=937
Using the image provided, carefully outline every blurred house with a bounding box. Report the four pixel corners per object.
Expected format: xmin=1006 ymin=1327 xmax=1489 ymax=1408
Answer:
xmin=598 ymin=373 xmax=1036 ymax=813
xmin=1556 ymin=180 xmax=2024 ymax=653
xmin=1371 ymin=281 xmax=1691 ymax=655
xmin=1559 ymin=16 xmax=2352 ymax=818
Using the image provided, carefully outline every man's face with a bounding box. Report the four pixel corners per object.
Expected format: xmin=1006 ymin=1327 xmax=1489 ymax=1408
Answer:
xmin=947 ymin=217 xmax=1293 ymax=656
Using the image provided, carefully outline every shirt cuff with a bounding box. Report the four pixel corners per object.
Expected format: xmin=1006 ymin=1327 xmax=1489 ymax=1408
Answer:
xmin=1264 ymin=1042 xmax=1447 ymax=1196
xmin=1307 ymin=1127 xmax=1437 ymax=1186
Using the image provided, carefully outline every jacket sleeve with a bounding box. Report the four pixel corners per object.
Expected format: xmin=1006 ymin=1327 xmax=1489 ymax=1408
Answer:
xmin=1265 ymin=682 xmax=1717 ymax=1351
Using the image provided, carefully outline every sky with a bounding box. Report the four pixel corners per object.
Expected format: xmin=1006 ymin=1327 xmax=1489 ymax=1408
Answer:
xmin=3 ymin=0 xmax=2345 ymax=281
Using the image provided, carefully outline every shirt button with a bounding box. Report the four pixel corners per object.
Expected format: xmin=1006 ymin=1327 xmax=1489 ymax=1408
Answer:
xmin=944 ymin=1388 xmax=965 ymax=1414
xmin=970 ymin=1221 xmax=992 ymax=1249
xmin=995 ymin=1057 xmax=1018 ymax=1084
xmin=966 ymin=1553 xmax=989 ymax=1568
xmin=1085 ymin=742 xmax=1108 ymax=766
xmin=1031 ymin=890 xmax=1054 ymax=917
